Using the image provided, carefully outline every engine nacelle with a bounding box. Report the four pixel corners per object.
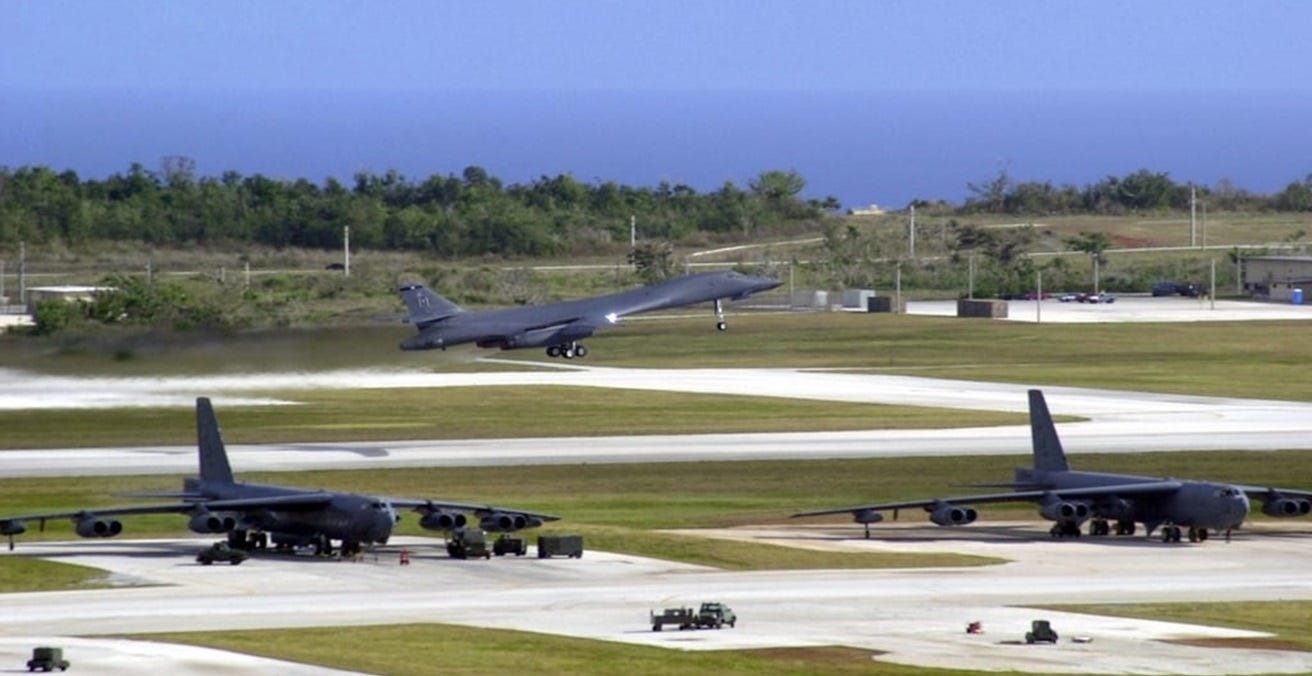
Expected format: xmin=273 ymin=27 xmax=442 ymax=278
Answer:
xmin=0 ymin=519 xmax=27 ymax=536
xmin=419 ymin=510 xmax=468 ymax=531
xmin=1039 ymin=499 xmax=1091 ymax=523
xmin=480 ymin=512 xmax=529 ymax=532
xmin=188 ymin=511 xmax=238 ymax=534
xmin=929 ymin=503 xmax=977 ymax=527
xmin=853 ymin=509 xmax=884 ymax=525
xmin=75 ymin=516 xmax=122 ymax=538
xmin=1263 ymin=495 xmax=1312 ymax=517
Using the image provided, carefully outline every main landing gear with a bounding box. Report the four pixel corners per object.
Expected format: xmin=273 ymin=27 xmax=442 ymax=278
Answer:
xmin=545 ymin=342 xmax=588 ymax=359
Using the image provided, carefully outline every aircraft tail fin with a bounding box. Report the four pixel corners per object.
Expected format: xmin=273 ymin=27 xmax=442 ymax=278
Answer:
xmin=1029 ymin=389 xmax=1070 ymax=472
xmin=196 ymin=397 xmax=235 ymax=485
xmin=399 ymin=283 xmax=463 ymax=328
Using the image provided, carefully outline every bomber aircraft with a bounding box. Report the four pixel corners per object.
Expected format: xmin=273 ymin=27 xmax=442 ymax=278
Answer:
xmin=0 ymin=398 xmax=558 ymax=555
xmin=793 ymin=389 xmax=1312 ymax=543
xmin=398 ymin=269 xmax=781 ymax=358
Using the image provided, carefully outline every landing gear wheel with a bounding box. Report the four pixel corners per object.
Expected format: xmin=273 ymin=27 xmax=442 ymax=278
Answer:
xmin=574 ymin=344 xmax=588 ymax=358
xmin=546 ymin=345 xmax=561 ymax=358
xmin=561 ymin=346 xmax=576 ymax=359
xmin=716 ymin=321 xmax=727 ymax=331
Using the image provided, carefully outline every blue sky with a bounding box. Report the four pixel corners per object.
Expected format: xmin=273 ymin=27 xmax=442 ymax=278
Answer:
xmin=3 ymin=3 xmax=1311 ymax=207
xmin=5 ymin=1 xmax=1308 ymax=93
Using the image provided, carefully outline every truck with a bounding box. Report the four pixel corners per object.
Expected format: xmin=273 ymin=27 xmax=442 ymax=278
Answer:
xmin=492 ymin=535 xmax=527 ymax=556
xmin=650 ymin=602 xmax=736 ymax=631
xmin=447 ymin=528 xmax=491 ymax=559
xmin=537 ymin=534 xmax=584 ymax=558
xmin=695 ymin=602 xmax=736 ymax=629
xmin=26 ymin=646 xmax=70 ymax=672
xmin=1025 ymin=619 xmax=1058 ymax=644
xmin=196 ymin=541 xmax=249 ymax=566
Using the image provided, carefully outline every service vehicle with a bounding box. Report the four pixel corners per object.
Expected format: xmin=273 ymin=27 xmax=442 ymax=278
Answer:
xmin=537 ymin=534 xmax=584 ymax=558
xmin=695 ymin=601 xmax=737 ymax=628
xmin=649 ymin=602 xmax=737 ymax=631
xmin=196 ymin=541 xmax=249 ymax=565
xmin=492 ymin=535 xmax=527 ymax=556
xmin=26 ymin=646 xmax=70 ymax=672
xmin=447 ymin=528 xmax=491 ymax=559
xmin=650 ymin=606 xmax=697 ymax=631
xmin=1025 ymin=619 xmax=1059 ymax=644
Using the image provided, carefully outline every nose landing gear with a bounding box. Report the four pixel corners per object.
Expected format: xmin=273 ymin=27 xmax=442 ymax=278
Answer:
xmin=714 ymin=298 xmax=727 ymax=331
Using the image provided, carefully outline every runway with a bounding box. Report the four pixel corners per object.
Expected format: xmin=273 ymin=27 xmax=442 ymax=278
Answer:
xmin=1 ymin=366 xmax=1311 ymax=476
xmin=4 ymin=527 xmax=1312 ymax=675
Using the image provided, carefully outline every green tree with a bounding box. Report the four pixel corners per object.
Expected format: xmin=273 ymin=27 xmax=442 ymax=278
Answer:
xmin=629 ymin=241 xmax=676 ymax=284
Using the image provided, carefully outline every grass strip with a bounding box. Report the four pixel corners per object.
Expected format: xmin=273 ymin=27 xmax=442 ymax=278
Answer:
xmin=0 ymin=386 xmax=1027 ymax=449
xmin=137 ymin=623 xmax=1006 ymax=676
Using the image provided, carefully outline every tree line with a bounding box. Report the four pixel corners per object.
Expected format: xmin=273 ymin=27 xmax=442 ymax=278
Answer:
xmin=955 ymin=168 xmax=1312 ymax=215
xmin=0 ymin=161 xmax=831 ymax=256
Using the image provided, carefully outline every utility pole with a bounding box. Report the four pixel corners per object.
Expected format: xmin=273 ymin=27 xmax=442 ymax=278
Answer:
xmin=908 ymin=205 xmax=916 ymax=259
xmin=344 ymin=225 xmax=351 ymax=277
xmin=1190 ymin=185 xmax=1197 ymax=248
xmin=629 ymin=215 xmax=636 ymax=249
xmin=1036 ymin=271 xmax=1042 ymax=324
xmin=967 ymin=255 xmax=975 ymax=299
xmin=18 ymin=241 xmax=26 ymax=307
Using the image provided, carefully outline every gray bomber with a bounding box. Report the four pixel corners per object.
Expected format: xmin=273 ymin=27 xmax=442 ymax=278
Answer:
xmin=794 ymin=389 xmax=1312 ymax=543
xmin=0 ymin=398 xmax=558 ymax=556
xmin=398 ymin=270 xmax=781 ymax=358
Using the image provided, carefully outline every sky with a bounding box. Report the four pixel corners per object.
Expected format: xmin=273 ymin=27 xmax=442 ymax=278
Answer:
xmin=3 ymin=2 xmax=1311 ymax=206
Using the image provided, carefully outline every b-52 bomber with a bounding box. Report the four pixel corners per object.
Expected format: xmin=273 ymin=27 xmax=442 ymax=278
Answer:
xmin=0 ymin=398 xmax=558 ymax=555
xmin=794 ymin=389 xmax=1312 ymax=543
xmin=398 ymin=270 xmax=781 ymax=358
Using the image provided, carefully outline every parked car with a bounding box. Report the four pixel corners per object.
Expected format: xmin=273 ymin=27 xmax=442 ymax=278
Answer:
xmin=1057 ymin=292 xmax=1080 ymax=302
xmin=1151 ymin=281 xmax=1178 ymax=296
xmin=1080 ymin=292 xmax=1116 ymax=304
xmin=1152 ymin=280 xmax=1201 ymax=297
xmin=1023 ymin=291 xmax=1052 ymax=300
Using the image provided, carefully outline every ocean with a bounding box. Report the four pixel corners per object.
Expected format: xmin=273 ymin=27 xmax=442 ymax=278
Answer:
xmin=4 ymin=88 xmax=1310 ymax=210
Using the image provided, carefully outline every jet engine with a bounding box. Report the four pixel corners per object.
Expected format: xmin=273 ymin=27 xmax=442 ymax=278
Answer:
xmin=480 ymin=512 xmax=530 ymax=532
xmin=929 ymin=503 xmax=977 ymax=527
xmin=494 ymin=324 xmax=596 ymax=350
xmin=1039 ymin=498 xmax=1091 ymax=523
xmin=188 ymin=511 xmax=238 ymax=534
xmin=1262 ymin=493 xmax=1312 ymax=517
xmin=853 ymin=509 xmax=884 ymax=524
xmin=74 ymin=516 xmax=122 ymax=538
xmin=419 ymin=510 xmax=468 ymax=531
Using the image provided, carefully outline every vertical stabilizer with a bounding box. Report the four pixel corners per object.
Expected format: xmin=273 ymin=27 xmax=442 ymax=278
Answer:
xmin=196 ymin=397 xmax=235 ymax=484
xmin=398 ymin=284 xmax=462 ymax=328
xmin=1029 ymin=389 xmax=1070 ymax=472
